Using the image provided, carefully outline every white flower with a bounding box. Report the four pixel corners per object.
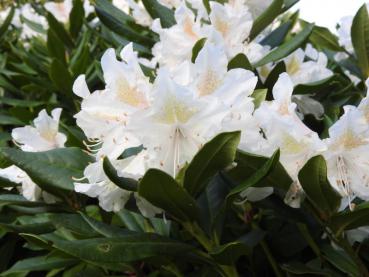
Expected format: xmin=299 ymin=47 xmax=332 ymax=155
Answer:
xmin=152 ymin=4 xmax=205 ymax=67
xmin=337 ymin=16 xmax=354 ymax=54
xmin=283 ymin=46 xmax=333 ymax=85
xmin=73 ymin=44 xmax=151 ymax=159
xmin=245 ymin=0 xmax=273 ymax=19
xmin=323 ymin=106 xmax=369 ymax=205
xmin=45 ymin=0 xmax=93 ymax=23
xmin=179 ymin=42 xmax=264 ymax=153
xmin=253 ymin=74 xmax=326 ymax=207
xmin=0 ymin=165 xmax=41 ymax=201
xmin=12 ymin=108 xmax=66 ymax=152
xmin=113 ymin=0 xmax=152 ymax=26
xmin=75 ymin=150 xmax=162 ymax=216
xmin=18 ymin=4 xmax=48 ymax=39
xmin=130 ymin=69 xmax=229 ymax=176
xmin=0 ymin=109 xmax=65 ymax=202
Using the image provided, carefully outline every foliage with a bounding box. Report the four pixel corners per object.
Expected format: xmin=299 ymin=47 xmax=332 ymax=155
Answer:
xmin=0 ymin=0 xmax=369 ymax=276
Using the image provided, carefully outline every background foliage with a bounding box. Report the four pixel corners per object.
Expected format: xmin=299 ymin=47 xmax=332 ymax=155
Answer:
xmin=0 ymin=0 xmax=369 ymax=276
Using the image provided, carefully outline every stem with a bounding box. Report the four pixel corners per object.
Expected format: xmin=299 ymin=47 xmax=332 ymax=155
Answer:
xmin=182 ymin=222 xmax=238 ymax=277
xmin=297 ymin=223 xmax=322 ymax=259
xmin=260 ymin=240 xmax=284 ymax=277
xmin=336 ymin=237 xmax=369 ymax=277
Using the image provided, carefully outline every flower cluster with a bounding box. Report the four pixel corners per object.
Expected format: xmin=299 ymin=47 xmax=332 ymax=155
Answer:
xmin=0 ymin=0 xmax=367 ymax=218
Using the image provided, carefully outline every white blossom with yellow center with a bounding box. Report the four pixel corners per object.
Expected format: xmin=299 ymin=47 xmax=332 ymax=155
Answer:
xmin=254 ymin=74 xmax=326 ymax=207
xmin=324 ymin=106 xmax=369 ymax=206
xmin=0 ymin=109 xmax=66 ymax=202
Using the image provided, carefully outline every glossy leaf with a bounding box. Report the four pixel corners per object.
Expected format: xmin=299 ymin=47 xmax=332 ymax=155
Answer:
xmin=298 ymin=155 xmax=341 ymax=219
xmin=227 ymin=53 xmax=253 ymax=71
xmin=139 ymin=169 xmax=200 ymax=222
xmin=102 ymin=157 xmax=138 ymax=192
xmin=51 ymin=235 xmax=194 ymax=263
xmin=250 ymin=0 xmax=283 ymax=40
xmin=254 ymin=24 xmax=314 ymax=67
xmin=141 ymin=0 xmax=176 ymax=28
xmin=1 ymin=147 xmax=93 ymax=195
xmin=183 ymin=131 xmax=241 ymax=198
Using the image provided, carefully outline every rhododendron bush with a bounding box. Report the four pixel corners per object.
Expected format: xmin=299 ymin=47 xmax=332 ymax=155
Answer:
xmin=1 ymin=0 xmax=369 ymax=275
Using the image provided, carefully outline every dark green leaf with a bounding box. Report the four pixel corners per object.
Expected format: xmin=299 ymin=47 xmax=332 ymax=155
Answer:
xmin=46 ymin=12 xmax=74 ymax=49
xmin=250 ymin=0 xmax=283 ymax=40
xmin=330 ymin=202 xmax=369 ymax=236
xmin=103 ymin=157 xmax=138 ymax=192
xmin=210 ymin=242 xmax=250 ymax=265
xmin=69 ymin=0 xmax=85 ymax=38
xmin=1 ymin=255 xmax=77 ymax=276
xmin=51 ymin=235 xmax=193 ymax=263
xmin=227 ymin=150 xmax=292 ymax=192
xmin=1 ymin=147 xmax=93 ymax=195
xmin=139 ymin=169 xmax=200 ymax=222
xmin=141 ymin=0 xmax=176 ymax=28
xmin=48 ymin=213 xmax=100 ymax=237
xmin=351 ymin=4 xmax=369 ymax=78
xmin=0 ymin=7 xmax=14 ymax=40
xmin=183 ymin=131 xmax=240 ymax=198
xmin=47 ymin=29 xmax=66 ymax=64
xmin=261 ymin=20 xmax=293 ymax=48
xmin=309 ymin=24 xmax=343 ymax=52
xmin=227 ymin=53 xmax=253 ymax=71
xmin=298 ymin=155 xmax=341 ymax=219
xmin=254 ymin=24 xmax=314 ymax=67
xmin=49 ymin=58 xmax=73 ymax=94
xmin=321 ymin=244 xmax=360 ymax=276
xmin=191 ymin=38 xmax=207 ymax=63
xmin=227 ymin=150 xmax=280 ymax=198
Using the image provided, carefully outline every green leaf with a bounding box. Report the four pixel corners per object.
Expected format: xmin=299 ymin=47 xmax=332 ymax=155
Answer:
xmin=321 ymin=244 xmax=360 ymax=276
xmin=183 ymin=131 xmax=241 ymax=198
xmin=210 ymin=242 xmax=250 ymax=265
xmin=0 ymin=114 xmax=23 ymax=125
xmin=48 ymin=213 xmax=100 ymax=237
xmin=191 ymin=38 xmax=207 ymax=63
xmin=0 ymin=176 xmax=19 ymax=188
xmin=139 ymin=169 xmax=200 ymax=222
xmin=0 ymin=194 xmax=49 ymax=207
xmin=227 ymin=150 xmax=280 ymax=198
xmin=0 ymin=7 xmax=14 ymax=40
xmin=69 ymin=0 xmax=85 ymax=38
xmin=330 ymin=202 xmax=369 ymax=236
xmin=293 ymin=75 xmax=337 ymax=95
xmin=261 ymin=20 xmax=293 ymax=48
xmin=0 ymin=222 xmax=55 ymax=235
xmin=49 ymin=59 xmax=73 ymax=95
xmin=50 ymin=235 xmax=194 ymax=263
xmin=141 ymin=0 xmax=176 ymax=28
xmin=281 ymin=262 xmax=330 ymax=275
xmin=79 ymin=212 xmax=134 ymax=238
xmin=308 ymin=24 xmax=343 ymax=52
xmin=254 ymin=24 xmax=314 ymax=67
xmin=0 ymin=98 xmax=44 ymax=108
xmin=227 ymin=53 xmax=253 ymax=71
xmin=102 ymin=157 xmax=138 ymax=192
xmin=20 ymin=15 xmax=46 ymax=35
xmin=227 ymin=150 xmax=292 ymax=192
xmin=298 ymin=156 xmax=341 ymax=219
xmin=47 ymin=29 xmax=66 ymax=64
xmin=351 ymin=4 xmax=369 ymax=78
xmin=46 ymin=12 xmax=74 ymax=49
xmin=95 ymin=0 xmax=156 ymax=47
xmin=251 ymin=89 xmax=267 ymax=109
xmin=1 ymin=147 xmax=93 ymax=195
xmin=249 ymin=0 xmax=283 ymax=40
xmin=1 ymin=255 xmax=77 ymax=276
